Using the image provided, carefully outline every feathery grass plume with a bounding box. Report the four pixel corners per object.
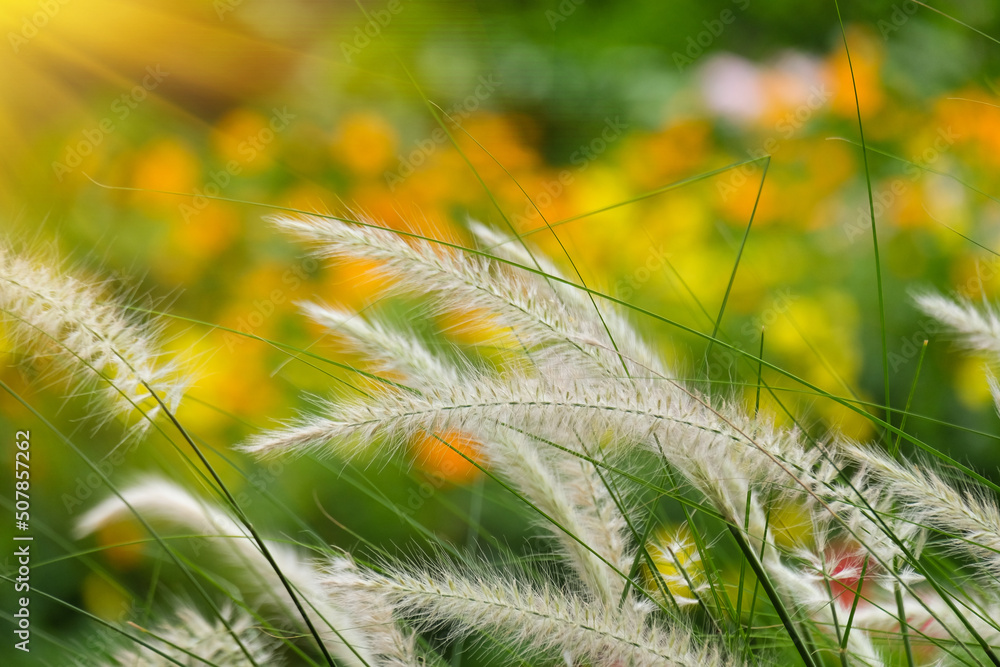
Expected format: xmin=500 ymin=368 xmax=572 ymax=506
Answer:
xmin=851 ymin=589 xmax=1000 ymax=653
xmin=269 ymin=214 xmax=650 ymax=377
xmin=75 ymin=478 xmax=372 ymax=667
xmin=248 ymin=215 xmax=911 ymax=660
xmin=298 ymin=300 xmax=632 ymax=604
xmin=0 ymin=242 xmax=189 ymax=431
xmin=243 ymin=365 xmax=755 ymax=466
xmin=320 ymin=558 xmax=425 ymax=667
xmin=909 ymin=294 xmax=1000 ymax=570
xmin=846 ymin=441 xmax=1000 ymax=581
xmin=330 ymin=559 xmax=734 ymax=667
xmin=246 ymin=366 xmax=800 ymax=548
xmin=466 ymin=221 xmax=669 ymax=377
xmin=915 ymin=293 xmax=1000 ymax=361
xmin=916 ymin=291 xmax=1000 ymax=416
xmin=300 ymin=301 xmax=467 ymax=388
xmin=285 ymin=221 xmax=643 ymax=605
xmin=110 ymin=603 xmax=280 ymax=667
xmin=257 ymin=212 xmax=803 ymax=506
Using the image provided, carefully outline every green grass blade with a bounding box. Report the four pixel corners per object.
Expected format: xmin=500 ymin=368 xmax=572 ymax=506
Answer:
xmin=833 ymin=0 xmax=891 ymax=437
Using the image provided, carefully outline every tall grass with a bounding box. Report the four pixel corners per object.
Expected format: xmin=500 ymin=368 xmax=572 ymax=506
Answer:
xmin=5 ymin=204 xmax=1000 ymax=664
xmin=4 ymin=5 xmax=1000 ymax=667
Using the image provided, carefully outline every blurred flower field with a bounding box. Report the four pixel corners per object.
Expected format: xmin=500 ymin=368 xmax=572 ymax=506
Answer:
xmin=4 ymin=0 xmax=1000 ymax=664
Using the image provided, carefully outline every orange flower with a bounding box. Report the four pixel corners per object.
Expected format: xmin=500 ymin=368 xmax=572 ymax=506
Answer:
xmin=411 ymin=430 xmax=482 ymax=485
xmin=825 ymin=27 xmax=884 ymax=118
xmin=621 ymin=119 xmax=711 ymax=189
xmin=131 ymin=137 xmax=199 ymax=209
xmin=212 ymin=108 xmax=276 ymax=174
xmin=333 ymin=111 xmax=398 ymax=178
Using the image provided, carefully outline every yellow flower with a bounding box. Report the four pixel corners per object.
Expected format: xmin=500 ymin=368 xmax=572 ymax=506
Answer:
xmin=82 ymin=573 xmax=132 ymax=622
xmin=954 ymin=355 xmax=993 ymax=410
xmin=332 ymin=111 xmax=398 ymax=178
xmin=769 ymin=501 xmax=813 ymax=550
xmin=643 ymin=525 xmax=704 ymax=607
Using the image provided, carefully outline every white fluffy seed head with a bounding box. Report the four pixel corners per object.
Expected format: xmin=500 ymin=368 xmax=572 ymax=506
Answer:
xmin=75 ymin=477 xmax=373 ymax=667
xmin=111 ymin=604 xmax=280 ymax=667
xmin=271 ymin=214 xmax=663 ymax=378
xmin=333 ymin=559 xmax=735 ymax=667
xmin=0 ymin=244 xmax=190 ymax=432
xmin=914 ymin=292 xmax=1000 ymax=361
xmin=916 ymin=291 xmax=1000 ymax=427
xmin=319 ymin=557 xmax=421 ymax=666
xmin=249 ymin=215 xmax=1000 ymax=664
